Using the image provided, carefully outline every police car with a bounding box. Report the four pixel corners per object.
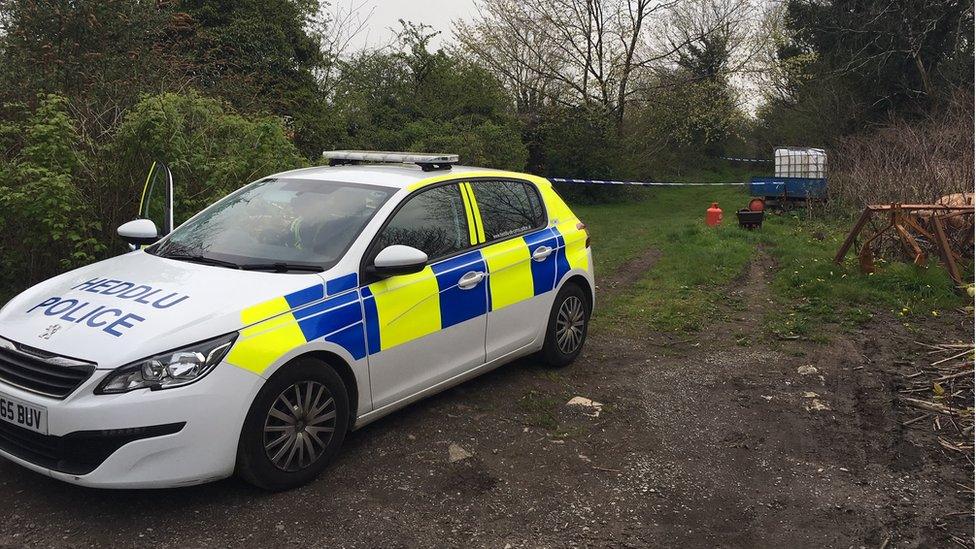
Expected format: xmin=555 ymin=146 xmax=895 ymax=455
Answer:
xmin=0 ymin=151 xmax=594 ymax=490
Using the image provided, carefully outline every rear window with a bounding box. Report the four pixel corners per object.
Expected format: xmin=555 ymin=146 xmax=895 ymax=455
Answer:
xmin=469 ymin=180 xmax=546 ymax=242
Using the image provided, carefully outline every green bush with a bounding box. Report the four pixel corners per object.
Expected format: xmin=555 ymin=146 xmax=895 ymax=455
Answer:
xmin=106 ymin=91 xmax=307 ymax=228
xmin=0 ymin=91 xmax=306 ymax=301
xmin=0 ymin=95 xmax=104 ymax=299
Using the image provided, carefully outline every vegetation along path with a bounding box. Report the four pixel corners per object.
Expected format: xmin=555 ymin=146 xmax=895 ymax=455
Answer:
xmin=0 ymin=188 xmax=970 ymax=547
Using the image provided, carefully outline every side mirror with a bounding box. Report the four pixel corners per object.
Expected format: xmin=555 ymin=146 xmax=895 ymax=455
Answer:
xmin=371 ymin=245 xmax=428 ymax=277
xmin=118 ymin=219 xmax=160 ymax=246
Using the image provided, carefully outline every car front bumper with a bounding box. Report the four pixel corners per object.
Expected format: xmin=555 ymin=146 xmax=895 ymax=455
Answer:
xmin=0 ymin=361 xmax=263 ymax=489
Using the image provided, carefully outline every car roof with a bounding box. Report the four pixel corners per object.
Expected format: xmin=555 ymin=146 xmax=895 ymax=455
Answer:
xmin=270 ymin=163 xmax=510 ymax=190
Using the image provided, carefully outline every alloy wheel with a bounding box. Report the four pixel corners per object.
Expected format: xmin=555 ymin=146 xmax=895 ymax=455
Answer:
xmin=263 ymin=381 xmax=337 ymax=472
xmin=555 ymin=295 xmax=585 ymax=354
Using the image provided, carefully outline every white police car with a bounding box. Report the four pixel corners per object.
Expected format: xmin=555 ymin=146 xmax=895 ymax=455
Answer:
xmin=0 ymin=151 xmax=594 ymax=490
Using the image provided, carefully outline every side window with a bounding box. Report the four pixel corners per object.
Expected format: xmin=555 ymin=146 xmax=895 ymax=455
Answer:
xmin=470 ymin=180 xmax=546 ymax=242
xmin=374 ymin=184 xmax=470 ymax=261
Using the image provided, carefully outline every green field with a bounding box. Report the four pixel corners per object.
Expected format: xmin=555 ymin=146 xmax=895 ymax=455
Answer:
xmin=573 ymin=186 xmax=966 ymax=337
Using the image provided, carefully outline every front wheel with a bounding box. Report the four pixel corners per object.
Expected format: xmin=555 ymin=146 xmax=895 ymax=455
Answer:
xmin=539 ymin=282 xmax=590 ymax=367
xmin=237 ymin=359 xmax=349 ymax=491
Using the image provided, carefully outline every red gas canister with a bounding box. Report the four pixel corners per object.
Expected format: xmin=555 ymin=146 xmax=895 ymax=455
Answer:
xmin=706 ymin=202 xmax=723 ymax=226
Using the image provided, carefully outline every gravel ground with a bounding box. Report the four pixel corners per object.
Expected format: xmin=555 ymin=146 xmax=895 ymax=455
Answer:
xmin=0 ymin=254 xmax=970 ymax=548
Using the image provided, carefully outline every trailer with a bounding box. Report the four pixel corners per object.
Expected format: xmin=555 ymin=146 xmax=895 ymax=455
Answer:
xmin=748 ymin=147 xmax=827 ymax=206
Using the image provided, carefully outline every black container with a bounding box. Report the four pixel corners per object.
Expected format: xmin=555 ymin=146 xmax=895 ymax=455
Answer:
xmin=736 ymin=209 xmax=764 ymax=229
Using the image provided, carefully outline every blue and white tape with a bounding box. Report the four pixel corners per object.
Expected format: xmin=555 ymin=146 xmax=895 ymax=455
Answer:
xmin=720 ymin=157 xmax=773 ymax=163
xmin=549 ymin=178 xmax=747 ymax=187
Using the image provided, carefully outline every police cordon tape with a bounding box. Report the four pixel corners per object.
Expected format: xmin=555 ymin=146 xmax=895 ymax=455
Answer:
xmin=549 ymin=177 xmax=747 ymax=187
xmin=720 ymin=156 xmax=773 ymax=163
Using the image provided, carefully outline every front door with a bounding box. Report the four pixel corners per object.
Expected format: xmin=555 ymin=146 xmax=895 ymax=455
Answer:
xmin=361 ymin=183 xmax=488 ymax=409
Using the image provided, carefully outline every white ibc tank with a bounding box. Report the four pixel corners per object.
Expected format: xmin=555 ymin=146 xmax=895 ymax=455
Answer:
xmin=774 ymin=147 xmax=827 ymax=178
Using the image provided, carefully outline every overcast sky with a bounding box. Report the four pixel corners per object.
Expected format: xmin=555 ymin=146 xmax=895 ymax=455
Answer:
xmin=347 ymin=0 xmax=477 ymax=50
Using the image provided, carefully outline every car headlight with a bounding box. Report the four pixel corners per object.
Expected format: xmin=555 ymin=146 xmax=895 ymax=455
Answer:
xmin=96 ymin=332 xmax=238 ymax=394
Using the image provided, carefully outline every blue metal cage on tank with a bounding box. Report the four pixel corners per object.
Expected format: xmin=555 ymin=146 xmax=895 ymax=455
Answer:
xmin=749 ymin=147 xmax=827 ymax=204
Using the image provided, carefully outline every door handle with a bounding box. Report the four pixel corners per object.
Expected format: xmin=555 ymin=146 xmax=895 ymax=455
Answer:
xmin=458 ymin=271 xmax=486 ymax=290
xmin=532 ymin=246 xmax=553 ymax=262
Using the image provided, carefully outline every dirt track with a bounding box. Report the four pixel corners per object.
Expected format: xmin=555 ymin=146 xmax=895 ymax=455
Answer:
xmin=0 ymin=250 xmax=971 ymax=548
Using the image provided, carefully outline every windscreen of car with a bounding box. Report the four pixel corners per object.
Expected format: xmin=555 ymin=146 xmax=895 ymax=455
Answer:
xmin=148 ymin=178 xmax=395 ymax=271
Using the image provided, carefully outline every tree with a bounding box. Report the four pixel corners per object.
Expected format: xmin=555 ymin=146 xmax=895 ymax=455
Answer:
xmin=328 ymin=22 xmax=528 ymax=169
xmin=107 ymin=91 xmax=307 ymax=227
xmin=664 ymin=0 xmax=761 ymax=81
xmin=777 ymin=0 xmax=973 ymax=119
xmin=454 ymin=0 xmax=570 ymax=115
xmin=458 ymin=0 xmax=670 ymax=134
xmin=176 ymin=0 xmax=329 ymax=157
xmin=457 ymin=0 xmax=760 ymax=136
xmin=0 ymin=95 xmax=104 ymax=295
xmin=0 ymin=0 xmax=175 ymax=135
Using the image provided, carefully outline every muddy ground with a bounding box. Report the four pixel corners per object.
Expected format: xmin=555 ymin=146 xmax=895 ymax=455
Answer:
xmin=0 ymin=251 xmax=971 ymax=548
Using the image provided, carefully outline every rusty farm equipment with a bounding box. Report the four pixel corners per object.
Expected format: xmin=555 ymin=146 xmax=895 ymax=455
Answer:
xmin=834 ymin=200 xmax=975 ymax=287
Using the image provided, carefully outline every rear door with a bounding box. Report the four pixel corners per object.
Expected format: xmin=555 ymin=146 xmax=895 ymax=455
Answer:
xmin=469 ymin=180 xmax=556 ymax=361
xmin=360 ymin=183 xmax=489 ymax=408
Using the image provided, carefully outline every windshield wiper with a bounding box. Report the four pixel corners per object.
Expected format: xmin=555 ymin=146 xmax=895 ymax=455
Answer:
xmin=241 ymin=263 xmax=324 ymax=273
xmin=158 ymin=252 xmax=243 ymax=270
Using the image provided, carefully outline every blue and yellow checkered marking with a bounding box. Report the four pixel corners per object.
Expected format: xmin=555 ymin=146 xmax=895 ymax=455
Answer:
xmin=224 ymin=179 xmax=590 ymax=370
xmin=226 ymin=275 xmax=367 ymax=373
xmin=360 ymin=286 xmax=381 ymax=356
xmin=361 ymin=249 xmax=492 ymax=353
xmin=326 ymin=273 xmax=358 ymax=295
xmin=481 ymin=227 xmax=559 ymax=312
xmin=432 ymin=249 xmax=488 ymax=327
xmin=284 ymin=284 xmax=324 ymax=309
xmin=359 ymin=224 xmax=582 ymax=352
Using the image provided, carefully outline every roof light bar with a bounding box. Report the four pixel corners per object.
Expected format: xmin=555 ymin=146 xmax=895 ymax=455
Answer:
xmin=322 ymin=150 xmax=459 ymax=171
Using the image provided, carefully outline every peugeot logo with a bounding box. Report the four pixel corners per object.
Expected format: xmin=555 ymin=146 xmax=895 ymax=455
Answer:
xmin=39 ymin=324 xmax=62 ymax=340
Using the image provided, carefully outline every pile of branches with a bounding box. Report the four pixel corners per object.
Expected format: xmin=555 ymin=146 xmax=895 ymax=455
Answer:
xmin=898 ymin=341 xmax=975 ymax=463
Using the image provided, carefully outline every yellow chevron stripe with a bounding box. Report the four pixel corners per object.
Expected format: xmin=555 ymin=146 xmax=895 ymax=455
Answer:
xmin=459 ymin=183 xmax=478 ymax=245
xmin=465 ymin=183 xmax=486 ymax=243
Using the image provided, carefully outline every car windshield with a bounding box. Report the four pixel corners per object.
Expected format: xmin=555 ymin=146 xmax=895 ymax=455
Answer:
xmin=149 ymin=178 xmax=394 ymax=271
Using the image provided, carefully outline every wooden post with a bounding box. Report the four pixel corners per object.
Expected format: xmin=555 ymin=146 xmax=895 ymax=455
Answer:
xmin=931 ymin=215 xmax=963 ymax=285
xmin=834 ymin=207 xmax=873 ymax=263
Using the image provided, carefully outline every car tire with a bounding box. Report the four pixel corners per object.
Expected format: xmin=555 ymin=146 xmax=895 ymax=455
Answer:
xmin=539 ymin=282 xmax=590 ymax=368
xmin=237 ymin=358 xmax=349 ymax=491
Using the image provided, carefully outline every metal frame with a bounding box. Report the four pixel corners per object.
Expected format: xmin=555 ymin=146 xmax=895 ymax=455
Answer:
xmin=834 ymin=203 xmax=974 ymax=286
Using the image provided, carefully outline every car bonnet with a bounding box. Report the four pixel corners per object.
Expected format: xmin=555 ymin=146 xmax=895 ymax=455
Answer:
xmin=0 ymin=251 xmax=340 ymax=369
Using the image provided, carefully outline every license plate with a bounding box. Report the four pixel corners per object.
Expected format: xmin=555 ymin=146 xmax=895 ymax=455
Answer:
xmin=0 ymin=392 xmax=47 ymax=435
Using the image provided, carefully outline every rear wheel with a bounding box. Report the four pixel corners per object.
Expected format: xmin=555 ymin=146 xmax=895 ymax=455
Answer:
xmin=237 ymin=359 xmax=349 ymax=491
xmin=539 ymin=282 xmax=590 ymax=367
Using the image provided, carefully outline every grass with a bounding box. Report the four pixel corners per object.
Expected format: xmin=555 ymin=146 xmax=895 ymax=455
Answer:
xmin=572 ymin=186 xmax=968 ymax=337
xmin=760 ymin=212 xmax=963 ymax=337
xmin=577 ymin=185 xmax=761 ymax=332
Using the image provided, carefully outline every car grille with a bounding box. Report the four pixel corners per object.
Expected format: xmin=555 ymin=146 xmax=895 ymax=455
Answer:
xmin=0 ymin=339 xmax=96 ymax=399
xmin=0 ymin=420 xmax=185 ymax=475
